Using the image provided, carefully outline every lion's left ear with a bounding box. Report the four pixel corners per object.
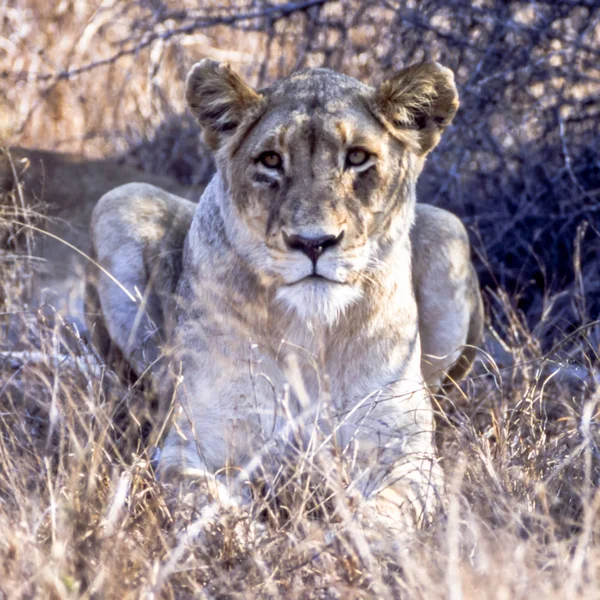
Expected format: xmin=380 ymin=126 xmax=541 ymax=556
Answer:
xmin=373 ymin=62 xmax=459 ymax=155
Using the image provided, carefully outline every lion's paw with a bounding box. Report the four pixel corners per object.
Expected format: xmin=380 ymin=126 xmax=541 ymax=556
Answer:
xmin=161 ymin=470 xmax=263 ymax=553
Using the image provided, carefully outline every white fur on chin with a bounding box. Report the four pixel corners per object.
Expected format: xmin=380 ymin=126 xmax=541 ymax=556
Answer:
xmin=275 ymin=278 xmax=362 ymax=326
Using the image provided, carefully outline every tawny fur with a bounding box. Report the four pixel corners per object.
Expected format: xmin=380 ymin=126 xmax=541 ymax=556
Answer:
xmin=87 ymin=60 xmax=484 ymax=529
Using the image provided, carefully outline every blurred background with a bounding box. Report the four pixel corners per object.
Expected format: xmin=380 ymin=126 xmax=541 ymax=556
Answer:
xmin=1 ymin=0 xmax=599 ymax=343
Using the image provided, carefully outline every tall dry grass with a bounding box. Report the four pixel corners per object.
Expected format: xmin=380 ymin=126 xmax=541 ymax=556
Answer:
xmin=1 ymin=231 xmax=598 ymax=597
xmin=1 ymin=0 xmax=599 ymax=598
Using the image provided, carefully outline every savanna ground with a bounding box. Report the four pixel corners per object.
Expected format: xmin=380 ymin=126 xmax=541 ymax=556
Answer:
xmin=0 ymin=1 xmax=599 ymax=598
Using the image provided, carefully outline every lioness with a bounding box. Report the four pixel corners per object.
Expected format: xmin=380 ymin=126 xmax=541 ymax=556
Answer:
xmin=88 ymin=60 xmax=483 ymax=528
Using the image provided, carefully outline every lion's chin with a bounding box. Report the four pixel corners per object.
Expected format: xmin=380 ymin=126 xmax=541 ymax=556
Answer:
xmin=275 ymin=278 xmax=362 ymax=326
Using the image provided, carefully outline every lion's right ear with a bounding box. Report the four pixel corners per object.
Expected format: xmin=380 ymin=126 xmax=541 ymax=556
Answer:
xmin=185 ymin=59 xmax=264 ymax=150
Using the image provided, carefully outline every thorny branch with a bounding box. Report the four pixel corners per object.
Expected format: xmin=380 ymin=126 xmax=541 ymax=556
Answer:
xmin=1 ymin=0 xmax=333 ymax=83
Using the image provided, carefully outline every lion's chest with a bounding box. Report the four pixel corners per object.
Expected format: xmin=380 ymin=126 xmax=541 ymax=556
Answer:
xmin=215 ymin=314 xmax=424 ymax=457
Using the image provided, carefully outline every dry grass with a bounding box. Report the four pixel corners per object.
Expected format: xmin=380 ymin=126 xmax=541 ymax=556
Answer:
xmin=1 ymin=230 xmax=599 ymax=598
xmin=1 ymin=0 xmax=599 ymax=598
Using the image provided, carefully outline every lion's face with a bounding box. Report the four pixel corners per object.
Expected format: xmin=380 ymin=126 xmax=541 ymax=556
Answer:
xmin=187 ymin=61 xmax=458 ymax=323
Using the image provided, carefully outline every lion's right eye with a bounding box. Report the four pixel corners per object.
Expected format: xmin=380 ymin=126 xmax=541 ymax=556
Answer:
xmin=257 ymin=151 xmax=283 ymax=169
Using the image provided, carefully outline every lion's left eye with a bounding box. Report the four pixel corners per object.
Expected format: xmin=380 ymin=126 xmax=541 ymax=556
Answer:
xmin=346 ymin=148 xmax=370 ymax=168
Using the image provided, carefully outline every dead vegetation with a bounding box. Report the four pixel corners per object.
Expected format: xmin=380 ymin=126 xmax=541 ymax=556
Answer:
xmin=0 ymin=0 xmax=599 ymax=598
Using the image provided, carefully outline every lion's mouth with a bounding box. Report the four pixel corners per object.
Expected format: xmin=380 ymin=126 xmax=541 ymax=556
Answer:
xmin=290 ymin=274 xmax=344 ymax=285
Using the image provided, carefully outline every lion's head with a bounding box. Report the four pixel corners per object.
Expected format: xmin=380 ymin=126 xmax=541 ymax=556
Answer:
xmin=186 ymin=60 xmax=458 ymax=324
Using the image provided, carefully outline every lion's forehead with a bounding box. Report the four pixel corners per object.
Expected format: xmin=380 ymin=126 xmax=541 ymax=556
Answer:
xmin=243 ymin=70 xmax=384 ymax=158
xmin=256 ymin=111 xmax=369 ymax=152
xmin=265 ymin=68 xmax=373 ymax=105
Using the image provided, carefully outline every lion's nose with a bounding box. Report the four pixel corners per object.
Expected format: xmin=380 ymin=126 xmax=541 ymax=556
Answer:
xmin=283 ymin=231 xmax=344 ymax=265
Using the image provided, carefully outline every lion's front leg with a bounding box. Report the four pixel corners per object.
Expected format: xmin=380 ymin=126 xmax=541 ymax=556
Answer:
xmin=154 ymin=368 xmax=268 ymax=545
xmin=155 ymin=337 xmax=279 ymax=501
xmin=157 ymin=421 xmax=260 ymax=548
xmin=340 ymin=382 xmax=443 ymax=535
